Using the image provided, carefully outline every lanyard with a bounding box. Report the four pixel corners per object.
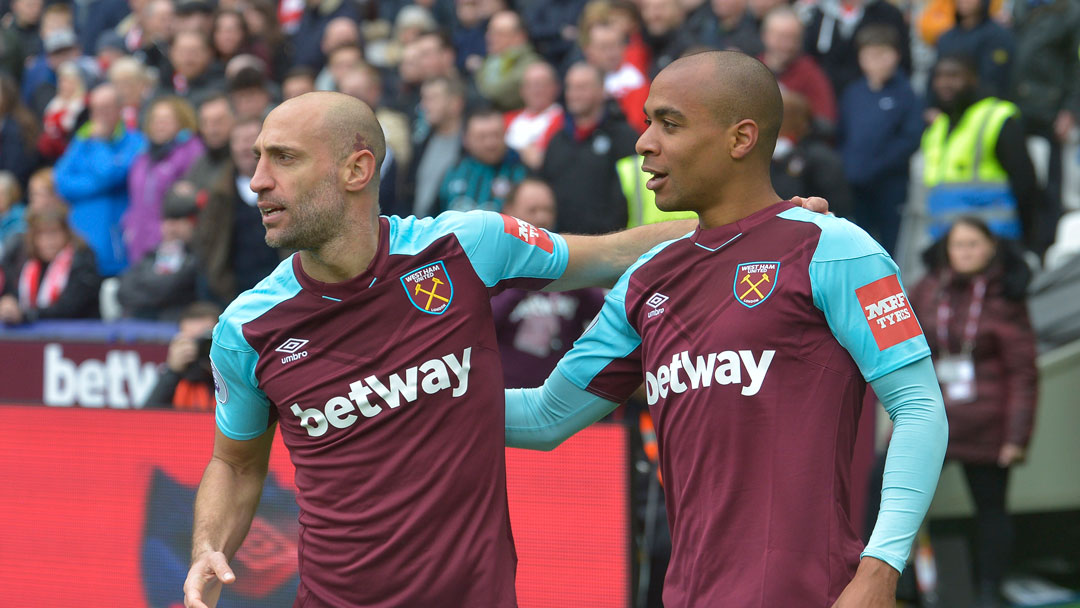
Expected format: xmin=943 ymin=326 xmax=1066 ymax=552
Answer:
xmin=936 ymin=276 xmax=987 ymax=356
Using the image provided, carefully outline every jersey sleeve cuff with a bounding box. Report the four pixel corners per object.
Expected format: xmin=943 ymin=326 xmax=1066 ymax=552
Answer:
xmin=860 ymin=548 xmax=907 ymax=575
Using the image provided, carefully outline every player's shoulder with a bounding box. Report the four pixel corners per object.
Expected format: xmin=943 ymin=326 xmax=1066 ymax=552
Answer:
xmin=385 ymin=210 xmax=499 ymax=255
xmin=777 ymin=206 xmax=887 ymax=263
xmin=214 ymin=255 xmax=302 ymax=350
xmin=616 ymin=230 xmax=695 ymax=298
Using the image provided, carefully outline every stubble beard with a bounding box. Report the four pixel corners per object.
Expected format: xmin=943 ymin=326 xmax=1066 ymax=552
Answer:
xmin=263 ymin=173 xmax=347 ymax=251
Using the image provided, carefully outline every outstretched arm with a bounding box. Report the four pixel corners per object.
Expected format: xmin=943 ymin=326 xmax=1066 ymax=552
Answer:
xmin=548 ymin=196 xmax=829 ymax=291
xmin=506 ymin=369 xmax=621 ymax=450
xmin=184 ymin=425 xmax=276 ymax=608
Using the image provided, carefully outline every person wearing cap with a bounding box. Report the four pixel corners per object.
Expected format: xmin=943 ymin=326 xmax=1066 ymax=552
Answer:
xmin=116 ymin=180 xmax=202 ymax=320
xmin=23 ymin=27 xmax=90 ymax=116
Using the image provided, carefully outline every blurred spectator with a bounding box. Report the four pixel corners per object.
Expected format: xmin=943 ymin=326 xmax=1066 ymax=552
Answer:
xmin=837 ymin=25 xmax=923 ymax=254
xmin=922 ymin=53 xmax=1043 ymax=250
xmin=76 ymin=0 xmax=130 ymax=56
xmin=909 ymin=217 xmax=1037 ymax=608
xmin=0 ymin=166 xmax=58 ymax=261
xmin=316 ymin=42 xmax=364 ymax=91
xmin=0 ymin=72 xmax=40 ymax=188
xmin=936 ymin=0 xmax=1014 ymax=98
xmin=521 ymin=0 xmax=589 ymax=67
xmin=2 ymin=0 xmax=43 ymax=62
xmin=747 ymin=0 xmax=785 ymax=25
xmin=452 ymin=0 xmax=492 ymax=75
xmin=491 ymin=177 xmax=606 ymax=388
xmin=242 ymin=0 xmax=291 ymax=79
xmin=0 ymin=206 xmax=101 ymax=324
xmin=24 ymin=24 xmax=94 ymax=117
xmin=94 ymin=30 xmax=128 ymax=73
xmin=540 ymin=62 xmax=634 ymax=233
xmin=438 ymin=106 xmax=527 ymax=212
xmin=107 ymin=56 xmax=155 ymax=130
xmin=404 ymin=75 xmax=465 ymax=218
xmin=759 ymin=7 xmax=836 ymax=133
xmin=290 ymin=0 xmax=360 ymax=72
xmin=117 ymin=181 xmax=201 ymax=320
xmin=320 ymin=16 xmax=362 ymax=63
xmin=583 ymin=20 xmax=649 ymax=133
xmin=801 ymin=0 xmax=911 ymax=98
xmin=36 ymin=60 xmax=88 ymax=162
xmin=392 ymin=35 xmax=425 ymax=120
xmin=212 ymin=8 xmax=269 ymax=72
xmin=688 ymin=0 xmax=763 ymax=56
xmin=143 ymin=301 xmax=221 ymax=410
xmin=503 ymin=61 xmax=565 ymax=170
xmin=772 ymin=89 xmax=853 ymax=219
xmin=403 ymin=30 xmax=465 ymax=128
xmin=1009 ymin=0 xmax=1080 ymax=257
xmin=476 ymin=10 xmax=541 ymax=111
xmin=163 ymin=30 xmax=226 ymax=105
xmin=640 ymin=0 xmax=694 ymax=74
xmin=338 ymin=63 xmax=407 ymax=209
xmin=176 ymin=0 xmax=214 ymax=33
xmin=195 ymin=117 xmax=282 ymax=305
xmin=129 ymin=0 xmax=175 ymax=81
xmin=282 ymin=65 xmax=317 ymax=99
xmin=124 ymin=95 xmax=205 ymax=265
xmin=54 ymin=83 xmax=145 ymax=277
xmin=0 ymin=19 xmax=25 ymax=85
xmin=363 ymin=4 xmax=434 ymax=73
xmin=183 ymin=93 xmax=236 ymax=193
xmin=0 ymin=171 xmax=25 ymax=255
xmin=415 ymin=30 xmax=459 ymax=82
xmin=579 ymin=0 xmax=652 ymax=78
xmin=227 ymin=66 xmax=275 ymax=120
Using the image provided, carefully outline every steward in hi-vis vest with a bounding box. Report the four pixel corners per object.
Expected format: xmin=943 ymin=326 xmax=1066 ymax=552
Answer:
xmin=922 ymin=54 xmax=1045 ymax=248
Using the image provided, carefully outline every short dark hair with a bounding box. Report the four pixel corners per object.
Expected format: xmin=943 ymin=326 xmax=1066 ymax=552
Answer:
xmin=934 ymin=51 xmax=979 ymax=76
xmin=465 ymin=106 xmax=504 ymax=128
xmin=180 ymin=301 xmax=223 ymax=323
xmin=855 ymin=24 xmax=901 ymax=53
xmin=284 ymin=65 xmax=316 ymax=82
xmin=423 ymin=75 xmax=466 ymax=100
xmin=228 ymin=66 xmax=267 ymax=93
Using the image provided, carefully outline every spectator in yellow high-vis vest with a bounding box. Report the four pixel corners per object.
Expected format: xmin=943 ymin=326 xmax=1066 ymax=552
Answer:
xmin=616 ymin=154 xmax=696 ymax=228
xmin=922 ymin=53 xmax=1045 ymax=251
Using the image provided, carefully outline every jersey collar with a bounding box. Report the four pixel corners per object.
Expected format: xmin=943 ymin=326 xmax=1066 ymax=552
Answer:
xmin=292 ymin=216 xmax=390 ymax=299
xmin=691 ymin=200 xmax=795 ymax=250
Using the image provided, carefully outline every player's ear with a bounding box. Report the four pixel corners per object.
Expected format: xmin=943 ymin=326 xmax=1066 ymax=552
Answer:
xmin=729 ymin=119 xmax=759 ymax=160
xmin=343 ymin=149 xmax=378 ymax=193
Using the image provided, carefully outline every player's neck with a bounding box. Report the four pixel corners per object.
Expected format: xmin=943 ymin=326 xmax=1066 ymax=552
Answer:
xmin=697 ymin=178 xmax=781 ymax=230
xmin=298 ymin=209 xmax=381 ymax=283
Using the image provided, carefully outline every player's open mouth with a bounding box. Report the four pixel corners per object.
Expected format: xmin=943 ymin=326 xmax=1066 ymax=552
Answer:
xmin=645 ymin=170 xmax=668 ymax=191
xmin=258 ymin=203 xmax=286 ymax=220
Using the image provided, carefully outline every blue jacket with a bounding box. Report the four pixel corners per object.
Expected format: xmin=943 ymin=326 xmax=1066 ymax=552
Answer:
xmin=838 ymin=72 xmax=924 ymax=187
xmin=54 ymin=123 xmax=146 ymax=277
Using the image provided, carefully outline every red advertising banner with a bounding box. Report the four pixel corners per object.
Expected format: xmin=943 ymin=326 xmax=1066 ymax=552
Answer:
xmin=0 ymin=341 xmax=168 ymax=406
xmin=0 ymin=406 xmax=630 ymax=607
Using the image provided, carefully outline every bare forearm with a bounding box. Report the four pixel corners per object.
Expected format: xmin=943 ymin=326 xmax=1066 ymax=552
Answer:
xmin=549 ymin=219 xmax=697 ymax=291
xmin=191 ymin=456 xmax=268 ymax=561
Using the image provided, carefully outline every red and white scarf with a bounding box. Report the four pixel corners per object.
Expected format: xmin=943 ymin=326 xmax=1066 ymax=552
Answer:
xmin=18 ymin=245 xmax=75 ymax=311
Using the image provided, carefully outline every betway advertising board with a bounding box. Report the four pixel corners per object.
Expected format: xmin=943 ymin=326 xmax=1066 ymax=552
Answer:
xmin=0 ymin=341 xmax=166 ymax=407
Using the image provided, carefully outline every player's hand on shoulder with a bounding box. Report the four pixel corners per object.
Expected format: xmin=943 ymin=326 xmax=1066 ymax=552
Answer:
xmin=831 ymin=557 xmax=899 ymax=608
xmin=183 ymin=550 xmax=235 ymax=608
xmin=790 ymin=196 xmax=831 ymax=216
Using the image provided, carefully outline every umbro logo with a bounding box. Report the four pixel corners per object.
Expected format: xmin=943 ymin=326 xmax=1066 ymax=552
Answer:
xmin=276 ymin=338 xmax=309 ymax=354
xmin=276 ymin=338 xmax=310 ymax=364
xmin=646 ymin=293 xmax=668 ymax=319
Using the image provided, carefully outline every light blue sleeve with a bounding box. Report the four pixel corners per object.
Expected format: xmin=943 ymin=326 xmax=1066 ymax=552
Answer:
xmin=796 ymin=210 xmax=931 ymax=381
xmin=505 ymin=370 xmax=621 ymax=450
xmin=388 ymin=211 xmax=569 ymax=287
xmin=863 ymin=357 xmax=949 ymax=572
xmin=210 ymin=325 xmax=273 ymax=440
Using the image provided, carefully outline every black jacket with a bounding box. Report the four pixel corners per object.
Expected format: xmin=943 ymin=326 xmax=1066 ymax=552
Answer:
xmin=540 ymin=104 xmax=638 ymax=235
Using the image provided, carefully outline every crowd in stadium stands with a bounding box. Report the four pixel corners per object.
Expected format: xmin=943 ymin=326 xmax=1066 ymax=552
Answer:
xmin=0 ymin=0 xmax=1071 ymax=326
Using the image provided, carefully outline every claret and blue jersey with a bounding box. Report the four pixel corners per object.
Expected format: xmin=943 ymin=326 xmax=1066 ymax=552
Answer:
xmin=209 ymin=211 xmax=568 ymax=607
xmin=555 ymin=201 xmax=931 ymax=606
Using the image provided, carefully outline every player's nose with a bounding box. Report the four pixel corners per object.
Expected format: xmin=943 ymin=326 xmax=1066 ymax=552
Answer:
xmin=636 ymin=125 xmax=658 ymax=157
xmin=249 ymin=156 xmax=274 ymax=193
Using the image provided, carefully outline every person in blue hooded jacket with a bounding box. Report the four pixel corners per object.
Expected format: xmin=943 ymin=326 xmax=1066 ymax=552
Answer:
xmin=54 ymin=82 xmax=145 ymax=277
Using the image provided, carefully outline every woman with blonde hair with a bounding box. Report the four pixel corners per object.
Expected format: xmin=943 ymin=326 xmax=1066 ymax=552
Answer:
xmin=37 ymin=61 xmax=89 ymax=162
xmin=0 ymin=206 xmax=101 ymax=324
xmin=123 ymin=95 xmax=204 ymax=265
